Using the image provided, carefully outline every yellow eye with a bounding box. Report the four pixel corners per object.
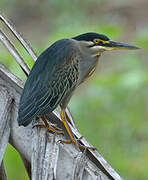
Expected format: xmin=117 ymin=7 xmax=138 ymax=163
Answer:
xmin=94 ymin=39 xmax=109 ymax=45
xmin=94 ymin=39 xmax=101 ymax=44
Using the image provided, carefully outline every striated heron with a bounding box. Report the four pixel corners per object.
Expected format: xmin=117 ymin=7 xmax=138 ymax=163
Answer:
xmin=18 ymin=32 xmax=139 ymax=148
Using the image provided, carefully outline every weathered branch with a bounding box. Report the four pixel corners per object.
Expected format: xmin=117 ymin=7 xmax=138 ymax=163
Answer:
xmin=0 ymin=63 xmax=123 ymax=180
xmin=0 ymin=161 xmax=8 ymax=180
xmin=0 ymin=86 xmax=12 ymax=165
xmin=0 ymin=14 xmax=123 ymax=180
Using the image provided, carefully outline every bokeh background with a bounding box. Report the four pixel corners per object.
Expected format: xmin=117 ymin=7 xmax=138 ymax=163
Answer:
xmin=0 ymin=0 xmax=148 ymax=179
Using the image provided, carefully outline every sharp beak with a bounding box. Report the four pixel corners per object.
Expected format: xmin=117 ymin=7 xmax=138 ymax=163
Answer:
xmin=103 ymin=41 xmax=140 ymax=51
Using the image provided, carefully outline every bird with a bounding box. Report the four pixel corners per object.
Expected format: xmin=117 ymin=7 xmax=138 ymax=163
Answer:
xmin=18 ymin=32 xmax=139 ymax=148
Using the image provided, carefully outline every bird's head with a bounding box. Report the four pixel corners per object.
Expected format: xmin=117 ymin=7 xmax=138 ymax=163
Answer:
xmin=73 ymin=32 xmax=139 ymax=57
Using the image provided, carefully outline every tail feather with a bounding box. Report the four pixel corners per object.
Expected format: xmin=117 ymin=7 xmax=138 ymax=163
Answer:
xmin=18 ymin=100 xmax=38 ymax=126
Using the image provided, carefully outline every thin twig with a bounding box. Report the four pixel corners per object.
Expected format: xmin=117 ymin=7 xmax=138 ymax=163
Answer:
xmin=0 ymin=14 xmax=37 ymax=61
xmin=0 ymin=30 xmax=30 ymax=76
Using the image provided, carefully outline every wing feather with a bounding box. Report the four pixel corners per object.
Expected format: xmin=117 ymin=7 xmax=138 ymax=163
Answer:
xmin=18 ymin=39 xmax=80 ymax=126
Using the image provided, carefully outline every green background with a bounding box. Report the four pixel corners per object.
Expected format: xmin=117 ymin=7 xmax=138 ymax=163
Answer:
xmin=0 ymin=0 xmax=148 ymax=179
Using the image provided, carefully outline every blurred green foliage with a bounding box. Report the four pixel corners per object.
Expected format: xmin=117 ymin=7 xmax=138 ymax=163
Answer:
xmin=1 ymin=0 xmax=148 ymax=180
xmin=4 ymin=145 xmax=28 ymax=180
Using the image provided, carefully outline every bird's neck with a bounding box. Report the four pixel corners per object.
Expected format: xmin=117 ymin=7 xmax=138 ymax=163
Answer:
xmin=79 ymin=54 xmax=101 ymax=85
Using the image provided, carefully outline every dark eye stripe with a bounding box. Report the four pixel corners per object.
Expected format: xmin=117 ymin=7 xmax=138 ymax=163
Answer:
xmin=99 ymin=41 xmax=103 ymax=45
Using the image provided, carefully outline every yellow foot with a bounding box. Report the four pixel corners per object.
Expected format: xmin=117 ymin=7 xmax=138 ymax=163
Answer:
xmin=34 ymin=115 xmax=64 ymax=135
xmin=51 ymin=124 xmax=62 ymax=131
xmin=59 ymin=139 xmax=96 ymax=151
xmin=60 ymin=109 xmax=96 ymax=150
xmin=33 ymin=124 xmax=63 ymax=135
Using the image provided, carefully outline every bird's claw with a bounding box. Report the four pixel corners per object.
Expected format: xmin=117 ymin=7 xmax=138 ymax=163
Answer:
xmin=58 ymin=138 xmax=96 ymax=151
xmin=33 ymin=124 xmax=64 ymax=135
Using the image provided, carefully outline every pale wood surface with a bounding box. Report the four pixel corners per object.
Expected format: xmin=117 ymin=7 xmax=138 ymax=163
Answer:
xmin=0 ymin=63 xmax=123 ymax=180
xmin=0 ymin=14 xmax=123 ymax=180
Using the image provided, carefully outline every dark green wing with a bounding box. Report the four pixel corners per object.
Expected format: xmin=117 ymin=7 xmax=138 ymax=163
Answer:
xmin=18 ymin=39 xmax=80 ymax=126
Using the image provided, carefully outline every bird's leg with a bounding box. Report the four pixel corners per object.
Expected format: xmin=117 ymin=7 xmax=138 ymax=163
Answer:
xmin=34 ymin=115 xmax=63 ymax=135
xmin=60 ymin=109 xmax=78 ymax=146
xmin=60 ymin=109 xmax=96 ymax=150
